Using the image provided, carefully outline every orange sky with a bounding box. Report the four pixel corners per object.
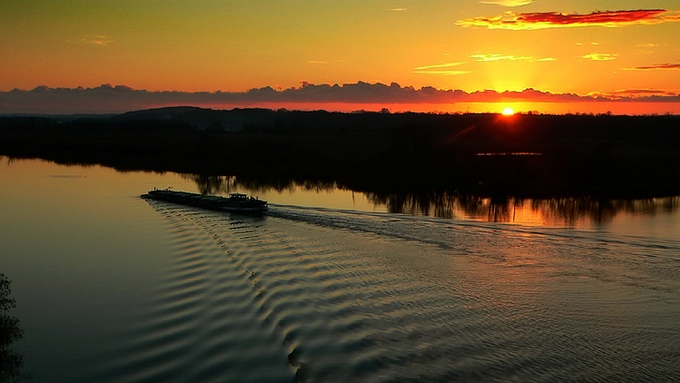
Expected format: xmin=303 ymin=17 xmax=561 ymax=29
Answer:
xmin=1 ymin=1 xmax=679 ymax=114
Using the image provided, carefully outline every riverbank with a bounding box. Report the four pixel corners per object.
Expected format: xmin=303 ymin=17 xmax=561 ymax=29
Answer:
xmin=2 ymin=108 xmax=680 ymax=198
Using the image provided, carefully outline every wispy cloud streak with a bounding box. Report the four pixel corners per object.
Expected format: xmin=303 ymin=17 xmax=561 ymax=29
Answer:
xmin=623 ymin=63 xmax=680 ymax=70
xmin=413 ymin=62 xmax=469 ymax=75
xmin=614 ymin=89 xmax=677 ymax=96
xmin=68 ymin=35 xmax=113 ymax=46
xmin=590 ymin=89 xmax=679 ymax=100
xmin=471 ymin=54 xmax=532 ymax=62
xmin=414 ymin=62 xmax=464 ymax=70
xmin=582 ymin=53 xmax=617 ymax=61
xmin=456 ymin=9 xmax=680 ymax=30
xmin=413 ymin=70 xmax=470 ymax=75
xmin=480 ymin=0 xmax=533 ymax=7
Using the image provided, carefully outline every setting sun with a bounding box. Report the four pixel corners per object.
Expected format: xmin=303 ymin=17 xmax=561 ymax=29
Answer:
xmin=502 ymin=107 xmax=515 ymax=116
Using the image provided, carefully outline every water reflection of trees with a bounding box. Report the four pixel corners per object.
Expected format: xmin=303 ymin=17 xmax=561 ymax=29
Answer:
xmin=181 ymin=174 xmax=338 ymax=195
xmin=182 ymin=172 xmax=679 ymax=225
xmin=1 ymin=273 xmax=25 ymax=382
xmin=366 ymin=192 xmax=679 ymax=225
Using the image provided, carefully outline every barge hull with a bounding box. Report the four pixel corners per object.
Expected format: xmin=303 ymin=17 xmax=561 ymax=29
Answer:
xmin=141 ymin=189 xmax=268 ymax=213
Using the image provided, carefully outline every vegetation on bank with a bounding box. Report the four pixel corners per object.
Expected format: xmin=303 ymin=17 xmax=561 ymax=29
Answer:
xmin=1 ymin=107 xmax=680 ymax=198
xmin=0 ymin=273 xmax=24 ymax=382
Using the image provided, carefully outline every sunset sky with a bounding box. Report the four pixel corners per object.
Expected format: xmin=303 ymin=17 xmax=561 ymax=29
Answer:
xmin=2 ymin=0 xmax=679 ymax=114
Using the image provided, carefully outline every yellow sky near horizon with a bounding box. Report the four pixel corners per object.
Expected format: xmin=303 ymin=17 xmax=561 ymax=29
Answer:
xmin=1 ymin=0 xmax=679 ymax=113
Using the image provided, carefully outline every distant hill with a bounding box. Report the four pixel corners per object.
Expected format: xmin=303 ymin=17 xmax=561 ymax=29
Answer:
xmin=115 ymin=106 xmax=277 ymax=132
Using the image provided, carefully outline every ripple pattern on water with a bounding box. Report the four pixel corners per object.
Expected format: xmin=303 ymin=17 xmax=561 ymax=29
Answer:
xmin=99 ymin=201 xmax=680 ymax=383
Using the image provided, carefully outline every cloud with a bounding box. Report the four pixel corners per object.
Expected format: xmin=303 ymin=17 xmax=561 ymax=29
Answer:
xmin=413 ymin=62 xmax=468 ymax=75
xmin=390 ymin=8 xmax=407 ymax=11
xmin=308 ymin=60 xmax=328 ymax=64
xmin=69 ymin=35 xmax=113 ymax=46
xmin=613 ymin=89 xmax=677 ymax=96
xmin=414 ymin=62 xmax=465 ymax=70
xmin=589 ymin=89 xmax=679 ymax=100
xmin=537 ymin=57 xmax=557 ymax=62
xmin=456 ymin=9 xmax=680 ymax=30
xmin=1 ymin=82 xmax=679 ymax=114
xmin=471 ymin=54 xmax=532 ymax=62
xmin=413 ymin=70 xmax=470 ymax=75
xmin=582 ymin=53 xmax=617 ymax=61
xmin=480 ymin=0 xmax=532 ymax=7
xmin=623 ymin=63 xmax=680 ymax=70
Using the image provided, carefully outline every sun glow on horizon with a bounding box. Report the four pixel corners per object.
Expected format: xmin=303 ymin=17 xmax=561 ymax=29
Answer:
xmin=502 ymin=107 xmax=515 ymax=116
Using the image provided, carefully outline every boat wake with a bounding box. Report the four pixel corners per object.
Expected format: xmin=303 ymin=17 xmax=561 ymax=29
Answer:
xmin=99 ymin=199 xmax=680 ymax=383
xmin=268 ymin=203 xmax=680 ymax=260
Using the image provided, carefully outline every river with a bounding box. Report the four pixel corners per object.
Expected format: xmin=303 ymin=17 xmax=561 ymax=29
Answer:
xmin=1 ymin=158 xmax=679 ymax=382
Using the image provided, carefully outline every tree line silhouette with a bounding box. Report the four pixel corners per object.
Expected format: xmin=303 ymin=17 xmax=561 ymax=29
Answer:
xmin=1 ymin=107 xmax=680 ymax=198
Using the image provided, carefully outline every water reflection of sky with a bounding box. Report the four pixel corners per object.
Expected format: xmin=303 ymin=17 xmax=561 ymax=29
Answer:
xmin=3 ymin=158 xmax=680 ymax=242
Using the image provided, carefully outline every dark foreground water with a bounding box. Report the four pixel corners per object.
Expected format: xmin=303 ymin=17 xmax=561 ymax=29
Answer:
xmin=1 ymin=159 xmax=680 ymax=382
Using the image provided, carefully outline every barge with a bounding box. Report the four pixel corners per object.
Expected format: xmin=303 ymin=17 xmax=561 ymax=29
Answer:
xmin=142 ymin=188 xmax=268 ymax=213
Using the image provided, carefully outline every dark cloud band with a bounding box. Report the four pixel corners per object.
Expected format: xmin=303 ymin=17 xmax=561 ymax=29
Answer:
xmin=1 ymin=82 xmax=679 ymax=114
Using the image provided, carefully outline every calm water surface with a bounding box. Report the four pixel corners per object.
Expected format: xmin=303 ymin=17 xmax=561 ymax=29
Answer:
xmin=1 ymin=158 xmax=679 ymax=382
